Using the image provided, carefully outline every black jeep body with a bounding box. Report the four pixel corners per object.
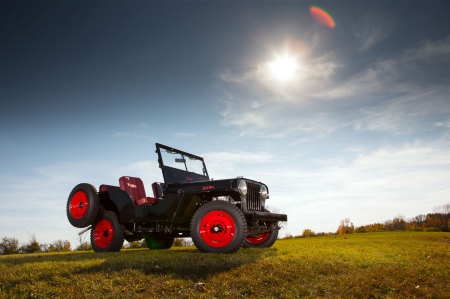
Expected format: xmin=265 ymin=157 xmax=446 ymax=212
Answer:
xmin=67 ymin=143 xmax=287 ymax=253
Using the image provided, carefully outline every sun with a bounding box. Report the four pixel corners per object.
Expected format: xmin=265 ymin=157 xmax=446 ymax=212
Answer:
xmin=269 ymin=56 xmax=298 ymax=81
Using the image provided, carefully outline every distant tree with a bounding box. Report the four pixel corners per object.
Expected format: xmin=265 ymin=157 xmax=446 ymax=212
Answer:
xmin=125 ymin=240 xmax=145 ymax=249
xmin=0 ymin=237 xmax=19 ymax=254
xmin=19 ymin=234 xmax=41 ymax=253
xmin=75 ymin=242 xmax=93 ymax=251
xmin=173 ymin=238 xmax=183 ymax=247
xmin=40 ymin=243 xmax=50 ymax=252
xmin=424 ymin=213 xmax=444 ymax=231
xmin=75 ymin=229 xmax=92 ymax=251
xmin=411 ymin=214 xmax=426 ymax=226
xmin=50 ymin=239 xmax=71 ymax=252
xmin=433 ymin=203 xmax=450 ymax=231
xmin=337 ymin=218 xmax=354 ymax=234
xmin=391 ymin=215 xmax=406 ymax=231
xmin=302 ymin=229 xmax=315 ymax=238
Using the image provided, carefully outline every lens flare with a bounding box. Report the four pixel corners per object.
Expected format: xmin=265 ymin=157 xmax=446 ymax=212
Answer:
xmin=310 ymin=6 xmax=335 ymax=29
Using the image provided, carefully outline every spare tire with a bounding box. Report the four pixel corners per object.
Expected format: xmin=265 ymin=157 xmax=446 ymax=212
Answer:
xmin=67 ymin=183 xmax=100 ymax=228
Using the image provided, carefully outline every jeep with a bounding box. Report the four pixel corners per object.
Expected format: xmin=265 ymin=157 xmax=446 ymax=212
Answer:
xmin=66 ymin=143 xmax=287 ymax=253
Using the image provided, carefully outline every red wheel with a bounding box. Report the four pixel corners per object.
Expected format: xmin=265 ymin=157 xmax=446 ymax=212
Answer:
xmin=191 ymin=201 xmax=247 ymax=253
xmin=69 ymin=191 xmax=88 ymax=220
xmin=246 ymin=230 xmax=270 ymax=245
xmin=67 ymin=184 xmax=100 ymax=228
xmin=243 ymin=222 xmax=279 ymax=248
xmin=93 ymin=219 xmax=114 ymax=249
xmin=91 ymin=211 xmax=124 ymax=252
xmin=199 ymin=210 xmax=236 ymax=248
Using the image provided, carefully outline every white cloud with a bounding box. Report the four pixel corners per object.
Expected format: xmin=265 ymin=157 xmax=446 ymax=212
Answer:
xmin=435 ymin=121 xmax=450 ymax=128
xmin=0 ymin=159 xmax=163 ymax=246
xmin=254 ymin=140 xmax=450 ymax=235
xmin=217 ymin=35 xmax=450 ymax=137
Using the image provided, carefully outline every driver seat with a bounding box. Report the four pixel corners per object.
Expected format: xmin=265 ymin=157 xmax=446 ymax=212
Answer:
xmin=119 ymin=176 xmax=160 ymax=206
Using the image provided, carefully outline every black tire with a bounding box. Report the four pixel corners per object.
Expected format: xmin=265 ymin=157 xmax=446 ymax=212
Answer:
xmin=190 ymin=201 xmax=247 ymax=253
xmin=67 ymin=183 xmax=100 ymax=228
xmin=91 ymin=211 xmax=124 ymax=252
xmin=242 ymin=222 xmax=278 ymax=248
xmin=144 ymin=234 xmax=174 ymax=250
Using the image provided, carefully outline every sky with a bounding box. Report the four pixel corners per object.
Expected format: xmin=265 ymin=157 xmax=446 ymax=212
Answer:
xmin=1 ymin=1 xmax=450 ymax=247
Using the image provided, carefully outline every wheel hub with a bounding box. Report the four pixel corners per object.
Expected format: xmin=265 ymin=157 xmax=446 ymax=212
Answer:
xmin=212 ymin=225 xmax=223 ymax=233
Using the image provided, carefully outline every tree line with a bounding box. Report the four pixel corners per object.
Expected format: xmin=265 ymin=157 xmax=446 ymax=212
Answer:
xmin=293 ymin=202 xmax=450 ymax=238
xmin=337 ymin=202 xmax=450 ymax=235
xmin=0 ymin=234 xmax=72 ymax=255
xmin=0 ymin=232 xmax=191 ymax=255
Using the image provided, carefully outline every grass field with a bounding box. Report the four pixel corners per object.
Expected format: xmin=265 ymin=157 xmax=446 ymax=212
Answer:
xmin=1 ymin=232 xmax=449 ymax=298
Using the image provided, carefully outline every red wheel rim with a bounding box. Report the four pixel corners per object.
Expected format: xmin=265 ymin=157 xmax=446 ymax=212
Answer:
xmin=246 ymin=223 xmax=270 ymax=244
xmin=199 ymin=210 xmax=236 ymax=248
xmin=94 ymin=219 xmax=114 ymax=249
xmin=69 ymin=191 xmax=88 ymax=220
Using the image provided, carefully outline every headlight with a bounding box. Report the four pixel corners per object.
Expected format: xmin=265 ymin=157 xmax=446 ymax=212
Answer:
xmin=259 ymin=185 xmax=269 ymax=200
xmin=237 ymin=180 xmax=247 ymax=196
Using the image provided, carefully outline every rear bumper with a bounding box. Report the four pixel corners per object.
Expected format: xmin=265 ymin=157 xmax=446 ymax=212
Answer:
xmin=246 ymin=211 xmax=287 ymax=222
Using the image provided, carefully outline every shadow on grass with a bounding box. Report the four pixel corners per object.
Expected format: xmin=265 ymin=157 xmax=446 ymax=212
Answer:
xmin=0 ymin=247 xmax=278 ymax=280
xmin=80 ymin=247 xmax=278 ymax=280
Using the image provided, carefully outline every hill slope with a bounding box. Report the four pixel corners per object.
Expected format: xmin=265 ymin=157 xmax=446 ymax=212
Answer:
xmin=1 ymin=232 xmax=449 ymax=298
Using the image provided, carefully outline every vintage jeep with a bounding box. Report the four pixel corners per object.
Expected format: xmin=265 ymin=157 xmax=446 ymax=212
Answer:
xmin=66 ymin=143 xmax=287 ymax=253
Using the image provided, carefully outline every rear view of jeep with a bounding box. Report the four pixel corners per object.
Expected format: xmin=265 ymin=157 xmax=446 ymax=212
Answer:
xmin=66 ymin=143 xmax=287 ymax=253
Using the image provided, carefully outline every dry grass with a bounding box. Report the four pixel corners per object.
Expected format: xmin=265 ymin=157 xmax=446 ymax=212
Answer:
xmin=1 ymin=232 xmax=449 ymax=298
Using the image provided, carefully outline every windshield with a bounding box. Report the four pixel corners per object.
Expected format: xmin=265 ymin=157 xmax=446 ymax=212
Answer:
xmin=160 ymin=149 xmax=207 ymax=176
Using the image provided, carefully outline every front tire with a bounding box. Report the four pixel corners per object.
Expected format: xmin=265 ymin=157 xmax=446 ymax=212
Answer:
xmin=242 ymin=222 xmax=278 ymax=248
xmin=190 ymin=201 xmax=247 ymax=253
xmin=67 ymin=183 xmax=100 ymax=228
xmin=91 ymin=211 xmax=124 ymax=252
xmin=144 ymin=234 xmax=174 ymax=250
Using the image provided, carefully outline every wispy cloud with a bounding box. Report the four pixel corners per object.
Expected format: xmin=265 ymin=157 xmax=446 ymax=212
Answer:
xmin=217 ymin=35 xmax=450 ymax=137
xmin=435 ymin=121 xmax=450 ymax=128
xmin=353 ymin=16 xmax=395 ymax=51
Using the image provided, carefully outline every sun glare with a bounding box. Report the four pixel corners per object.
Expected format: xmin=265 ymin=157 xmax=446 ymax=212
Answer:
xmin=269 ymin=56 xmax=298 ymax=81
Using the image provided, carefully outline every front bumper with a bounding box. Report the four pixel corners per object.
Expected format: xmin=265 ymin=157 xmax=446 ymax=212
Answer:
xmin=245 ymin=211 xmax=287 ymax=222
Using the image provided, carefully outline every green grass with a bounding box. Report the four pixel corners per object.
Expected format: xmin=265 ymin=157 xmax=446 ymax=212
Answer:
xmin=1 ymin=232 xmax=450 ymax=298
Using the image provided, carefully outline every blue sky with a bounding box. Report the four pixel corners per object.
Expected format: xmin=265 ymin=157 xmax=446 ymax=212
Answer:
xmin=1 ymin=1 xmax=449 ymax=247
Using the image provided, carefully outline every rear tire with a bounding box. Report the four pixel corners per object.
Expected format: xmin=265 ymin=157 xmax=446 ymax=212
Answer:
xmin=190 ymin=201 xmax=247 ymax=253
xmin=91 ymin=211 xmax=124 ymax=252
xmin=242 ymin=222 xmax=278 ymax=248
xmin=67 ymin=183 xmax=100 ymax=228
xmin=144 ymin=234 xmax=174 ymax=250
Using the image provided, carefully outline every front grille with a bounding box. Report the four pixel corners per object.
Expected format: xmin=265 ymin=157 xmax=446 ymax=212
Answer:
xmin=246 ymin=181 xmax=263 ymax=211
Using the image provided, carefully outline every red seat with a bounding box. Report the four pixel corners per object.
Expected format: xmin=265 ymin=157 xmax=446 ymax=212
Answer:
xmin=119 ymin=176 xmax=159 ymax=206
